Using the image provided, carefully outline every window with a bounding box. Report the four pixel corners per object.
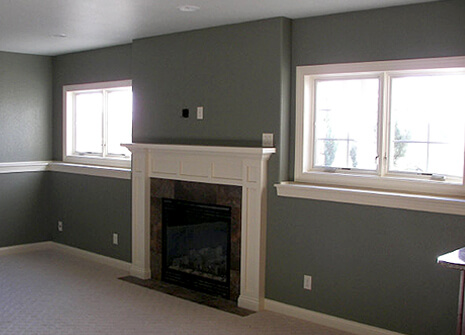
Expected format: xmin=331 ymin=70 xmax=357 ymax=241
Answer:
xmin=63 ymin=80 xmax=132 ymax=168
xmin=295 ymin=57 xmax=465 ymax=197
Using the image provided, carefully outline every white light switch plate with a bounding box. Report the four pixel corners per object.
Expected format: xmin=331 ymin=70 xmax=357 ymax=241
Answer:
xmin=197 ymin=106 xmax=204 ymax=120
xmin=304 ymin=275 xmax=312 ymax=290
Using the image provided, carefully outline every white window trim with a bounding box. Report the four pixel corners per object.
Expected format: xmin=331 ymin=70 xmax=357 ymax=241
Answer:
xmin=281 ymin=56 xmax=465 ymax=215
xmin=48 ymin=162 xmax=131 ymax=180
xmin=275 ymin=182 xmax=465 ymax=216
xmin=63 ymin=80 xmax=132 ymax=168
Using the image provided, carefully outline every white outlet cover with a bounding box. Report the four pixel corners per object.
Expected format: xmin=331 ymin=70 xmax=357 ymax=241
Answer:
xmin=262 ymin=133 xmax=273 ymax=147
xmin=113 ymin=233 xmax=119 ymax=245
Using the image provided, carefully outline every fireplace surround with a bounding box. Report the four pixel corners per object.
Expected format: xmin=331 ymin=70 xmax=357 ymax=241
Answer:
xmin=123 ymin=143 xmax=275 ymax=311
xmin=151 ymin=179 xmax=242 ymax=300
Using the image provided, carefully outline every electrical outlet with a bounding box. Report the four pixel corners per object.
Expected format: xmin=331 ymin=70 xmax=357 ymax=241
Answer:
xmin=113 ymin=233 xmax=119 ymax=245
xmin=262 ymin=133 xmax=274 ymax=147
xmin=57 ymin=221 xmax=63 ymax=232
xmin=303 ymin=275 xmax=312 ymax=290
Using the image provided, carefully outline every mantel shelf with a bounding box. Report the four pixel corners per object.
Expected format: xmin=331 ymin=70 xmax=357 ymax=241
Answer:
xmin=122 ymin=143 xmax=276 ymax=157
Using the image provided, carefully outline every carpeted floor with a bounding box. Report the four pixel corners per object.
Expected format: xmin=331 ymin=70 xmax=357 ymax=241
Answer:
xmin=0 ymin=249 xmax=354 ymax=335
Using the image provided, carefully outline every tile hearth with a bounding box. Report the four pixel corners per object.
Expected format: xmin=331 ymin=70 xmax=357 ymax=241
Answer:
xmin=119 ymin=276 xmax=254 ymax=316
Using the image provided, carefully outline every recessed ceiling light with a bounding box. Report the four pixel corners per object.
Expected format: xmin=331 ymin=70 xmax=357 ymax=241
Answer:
xmin=52 ymin=33 xmax=67 ymax=38
xmin=177 ymin=5 xmax=200 ymax=12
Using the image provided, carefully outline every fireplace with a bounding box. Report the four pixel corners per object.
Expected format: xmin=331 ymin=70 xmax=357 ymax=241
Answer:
xmin=151 ymin=178 xmax=242 ymax=301
xmin=123 ymin=143 xmax=275 ymax=311
xmin=162 ymin=199 xmax=231 ymax=298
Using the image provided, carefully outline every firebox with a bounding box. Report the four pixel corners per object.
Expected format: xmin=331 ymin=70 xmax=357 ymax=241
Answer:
xmin=162 ymin=198 xmax=231 ymax=298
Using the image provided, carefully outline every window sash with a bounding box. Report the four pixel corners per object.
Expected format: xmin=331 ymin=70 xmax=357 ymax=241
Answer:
xmin=295 ymin=57 xmax=465 ymax=197
xmin=73 ymin=91 xmax=104 ymax=155
xmin=310 ymin=74 xmax=383 ymax=173
xmin=387 ymin=73 xmax=465 ymax=180
xmin=63 ymin=80 xmax=132 ymax=168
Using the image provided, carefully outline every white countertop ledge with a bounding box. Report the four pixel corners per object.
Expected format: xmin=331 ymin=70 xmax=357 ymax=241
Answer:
xmin=275 ymin=182 xmax=465 ymax=216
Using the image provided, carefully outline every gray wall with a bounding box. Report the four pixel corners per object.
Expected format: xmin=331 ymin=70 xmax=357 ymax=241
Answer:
xmin=0 ymin=51 xmax=52 ymax=247
xmin=49 ymin=173 xmax=131 ymax=262
xmin=0 ymin=173 xmax=51 ymax=247
xmin=0 ymin=52 xmax=52 ymax=162
xmin=132 ymin=18 xmax=290 ymax=155
xmin=48 ymin=18 xmax=291 ymax=265
xmin=266 ymin=1 xmax=465 ymax=335
xmin=47 ymin=3 xmax=465 ymax=333
xmin=4 ymin=1 xmax=464 ymax=334
xmin=50 ymin=44 xmax=132 ymax=261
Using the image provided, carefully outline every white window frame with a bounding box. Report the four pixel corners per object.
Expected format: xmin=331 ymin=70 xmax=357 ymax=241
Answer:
xmin=294 ymin=57 xmax=465 ymax=198
xmin=63 ymin=80 xmax=132 ymax=168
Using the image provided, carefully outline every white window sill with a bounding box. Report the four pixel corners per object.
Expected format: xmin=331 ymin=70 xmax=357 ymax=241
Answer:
xmin=49 ymin=162 xmax=131 ymax=180
xmin=64 ymin=155 xmax=131 ymax=169
xmin=275 ymin=182 xmax=465 ymax=216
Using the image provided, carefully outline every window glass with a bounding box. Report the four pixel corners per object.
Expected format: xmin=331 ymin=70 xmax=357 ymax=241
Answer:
xmin=75 ymin=92 xmax=103 ymax=154
xmin=107 ymin=89 xmax=132 ymax=156
xmin=314 ymin=78 xmax=379 ymax=170
xmin=389 ymin=74 xmax=465 ymax=178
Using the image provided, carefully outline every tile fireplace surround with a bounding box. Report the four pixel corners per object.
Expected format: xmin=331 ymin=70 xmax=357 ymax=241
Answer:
xmin=123 ymin=143 xmax=275 ymax=311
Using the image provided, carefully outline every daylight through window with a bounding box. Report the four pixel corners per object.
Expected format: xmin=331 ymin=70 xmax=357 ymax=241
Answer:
xmin=63 ymin=80 xmax=132 ymax=167
xmin=295 ymin=57 xmax=465 ymax=197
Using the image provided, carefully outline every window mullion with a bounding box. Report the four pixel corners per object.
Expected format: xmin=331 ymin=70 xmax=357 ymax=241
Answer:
xmin=72 ymin=93 xmax=77 ymax=156
xmin=379 ymin=72 xmax=390 ymax=177
xmin=102 ymin=90 xmax=108 ymax=158
xmin=426 ymin=123 xmax=431 ymax=172
xmin=308 ymin=76 xmax=316 ymax=172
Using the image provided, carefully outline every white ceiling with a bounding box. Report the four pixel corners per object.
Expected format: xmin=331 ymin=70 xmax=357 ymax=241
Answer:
xmin=0 ymin=0 xmax=437 ymax=56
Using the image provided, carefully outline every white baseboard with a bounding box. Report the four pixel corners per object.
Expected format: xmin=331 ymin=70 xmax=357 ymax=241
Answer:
xmin=237 ymin=295 xmax=261 ymax=312
xmin=264 ymin=299 xmax=406 ymax=335
xmin=129 ymin=264 xmax=151 ymax=280
xmin=0 ymin=241 xmax=131 ymax=272
xmin=0 ymin=241 xmax=53 ymax=256
xmin=49 ymin=242 xmax=131 ymax=271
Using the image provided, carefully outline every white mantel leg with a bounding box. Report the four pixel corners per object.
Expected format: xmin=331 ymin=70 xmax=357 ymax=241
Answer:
xmin=129 ymin=149 xmax=151 ymax=279
xmin=237 ymin=158 xmax=268 ymax=311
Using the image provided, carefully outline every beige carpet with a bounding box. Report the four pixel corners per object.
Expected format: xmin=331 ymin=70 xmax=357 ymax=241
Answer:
xmin=0 ymin=249 xmax=354 ymax=335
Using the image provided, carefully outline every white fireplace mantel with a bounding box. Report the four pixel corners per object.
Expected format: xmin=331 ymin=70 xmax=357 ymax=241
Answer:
xmin=122 ymin=143 xmax=275 ymax=311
